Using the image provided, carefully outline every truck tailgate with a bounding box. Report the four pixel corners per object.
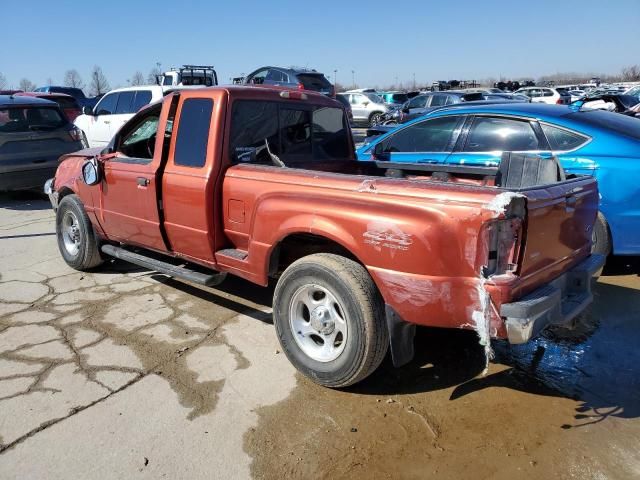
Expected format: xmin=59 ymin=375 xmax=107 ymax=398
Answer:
xmin=517 ymin=176 xmax=598 ymax=289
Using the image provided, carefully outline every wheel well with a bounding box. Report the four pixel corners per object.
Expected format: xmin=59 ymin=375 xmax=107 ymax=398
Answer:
xmin=57 ymin=186 xmax=74 ymax=200
xmin=269 ymin=233 xmax=358 ymax=278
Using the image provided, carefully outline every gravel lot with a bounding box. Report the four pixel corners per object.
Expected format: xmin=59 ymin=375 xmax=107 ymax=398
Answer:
xmin=1 ymin=192 xmax=639 ymax=479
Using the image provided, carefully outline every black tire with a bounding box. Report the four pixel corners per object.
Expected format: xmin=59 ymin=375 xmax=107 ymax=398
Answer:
xmin=368 ymin=112 xmax=383 ymax=127
xmin=273 ymin=253 xmax=389 ymax=388
xmin=56 ymin=194 xmax=103 ymax=270
xmin=591 ymin=212 xmax=611 ymax=257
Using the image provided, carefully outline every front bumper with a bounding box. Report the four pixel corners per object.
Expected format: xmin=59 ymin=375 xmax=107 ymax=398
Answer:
xmin=500 ymin=254 xmax=606 ymax=344
xmin=44 ymin=178 xmax=59 ymax=211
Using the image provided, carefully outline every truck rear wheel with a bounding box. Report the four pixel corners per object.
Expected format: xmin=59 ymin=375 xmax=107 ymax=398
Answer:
xmin=273 ymin=253 xmax=388 ymax=388
xmin=56 ymin=194 xmax=103 ymax=271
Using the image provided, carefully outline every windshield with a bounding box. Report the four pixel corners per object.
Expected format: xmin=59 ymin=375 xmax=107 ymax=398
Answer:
xmin=0 ymin=106 xmax=66 ymax=132
xmin=297 ymin=74 xmax=332 ymax=93
xmin=364 ymin=92 xmax=384 ymax=103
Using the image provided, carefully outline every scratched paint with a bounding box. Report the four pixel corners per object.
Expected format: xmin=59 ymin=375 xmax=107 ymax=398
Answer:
xmin=363 ymin=221 xmax=413 ymax=253
xmin=376 ymin=271 xmax=451 ymax=308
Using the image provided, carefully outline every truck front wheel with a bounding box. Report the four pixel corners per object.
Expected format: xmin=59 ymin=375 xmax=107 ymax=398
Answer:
xmin=273 ymin=253 xmax=389 ymax=387
xmin=56 ymin=194 xmax=103 ymax=271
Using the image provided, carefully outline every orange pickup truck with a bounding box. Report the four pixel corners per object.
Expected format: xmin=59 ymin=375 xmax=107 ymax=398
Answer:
xmin=45 ymin=86 xmax=604 ymax=387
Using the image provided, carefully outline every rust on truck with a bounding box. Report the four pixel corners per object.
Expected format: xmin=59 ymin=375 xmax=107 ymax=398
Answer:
xmin=46 ymin=86 xmax=604 ymax=387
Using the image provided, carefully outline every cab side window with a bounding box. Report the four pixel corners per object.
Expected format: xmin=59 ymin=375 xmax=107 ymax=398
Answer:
xmin=174 ymin=98 xmax=214 ymax=168
xmin=381 ymin=116 xmax=461 ymax=153
xmin=118 ymin=109 xmax=160 ymax=161
xmin=95 ymin=93 xmax=118 ymax=115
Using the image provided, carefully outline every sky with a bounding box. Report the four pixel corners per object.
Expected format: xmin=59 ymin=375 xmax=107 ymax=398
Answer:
xmin=1 ymin=0 xmax=639 ymax=92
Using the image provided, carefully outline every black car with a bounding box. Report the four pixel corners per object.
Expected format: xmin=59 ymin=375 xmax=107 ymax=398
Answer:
xmin=0 ymin=95 xmax=84 ymax=191
xmin=34 ymin=86 xmax=100 ymax=109
xmin=243 ymin=66 xmax=335 ymax=96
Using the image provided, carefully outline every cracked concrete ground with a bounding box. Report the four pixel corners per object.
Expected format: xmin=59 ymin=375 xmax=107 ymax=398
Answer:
xmin=0 ymin=193 xmax=296 ymax=479
xmin=2 ymin=192 xmax=640 ymax=479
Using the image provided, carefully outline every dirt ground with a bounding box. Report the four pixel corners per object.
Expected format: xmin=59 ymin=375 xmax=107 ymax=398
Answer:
xmin=1 ymin=191 xmax=639 ymax=479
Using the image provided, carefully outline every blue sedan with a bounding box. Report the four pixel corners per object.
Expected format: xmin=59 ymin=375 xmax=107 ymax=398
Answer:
xmin=356 ymin=103 xmax=640 ymax=256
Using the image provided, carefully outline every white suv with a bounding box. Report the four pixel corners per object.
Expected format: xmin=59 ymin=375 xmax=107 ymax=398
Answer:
xmin=74 ymin=86 xmax=166 ymax=148
xmin=514 ymin=87 xmax=572 ymax=105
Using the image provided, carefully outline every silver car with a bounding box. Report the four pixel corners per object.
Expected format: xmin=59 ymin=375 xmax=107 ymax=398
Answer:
xmin=337 ymin=92 xmax=390 ymax=126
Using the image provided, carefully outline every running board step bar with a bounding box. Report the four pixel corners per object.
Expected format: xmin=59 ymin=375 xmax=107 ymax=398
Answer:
xmin=101 ymin=245 xmax=226 ymax=287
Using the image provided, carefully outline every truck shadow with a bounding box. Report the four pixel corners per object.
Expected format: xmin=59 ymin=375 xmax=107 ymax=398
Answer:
xmin=602 ymin=255 xmax=640 ymax=276
xmin=351 ymin=280 xmax=640 ymax=426
xmin=0 ymin=191 xmax=51 ymax=211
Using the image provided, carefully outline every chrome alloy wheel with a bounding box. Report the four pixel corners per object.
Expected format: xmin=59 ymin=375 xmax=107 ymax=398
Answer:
xmin=288 ymin=284 xmax=348 ymax=362
xmin=61 ymin=210 xmax=81 ymax=256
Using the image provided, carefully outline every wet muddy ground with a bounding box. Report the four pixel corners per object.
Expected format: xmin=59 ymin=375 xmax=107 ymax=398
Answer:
xmin=1 ymin=191 xmax=639 ymax=479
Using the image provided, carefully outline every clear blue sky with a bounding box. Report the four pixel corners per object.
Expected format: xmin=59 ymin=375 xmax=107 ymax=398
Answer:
xmin=2 ymin=0 xmax=639 ymax=91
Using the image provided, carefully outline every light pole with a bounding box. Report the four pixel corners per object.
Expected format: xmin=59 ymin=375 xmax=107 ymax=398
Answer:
xmin=413 ymin=72 xmax=416 ymax=90
xmin=351 ymin=70 xmax=355 ymax=89
xmin=333 ymin=69 xmax=337 ymax=87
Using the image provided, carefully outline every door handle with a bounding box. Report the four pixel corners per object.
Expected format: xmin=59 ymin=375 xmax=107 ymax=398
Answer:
xmin=137 ymin=177 xmax=149 ymax=187
xmin=104 ymin=120 xmax=111 ymax=124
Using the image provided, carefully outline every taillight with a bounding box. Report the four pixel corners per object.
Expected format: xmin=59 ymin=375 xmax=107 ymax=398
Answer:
xmin=556 ymin=98 xmax=564 ymax=104
xmin=297 ymin=82 xmax=305 ymax=91
xmin=483 ymin=217 xmax=523 ymax=277
xmin=68 ymin=127 xmax=83 ymax=142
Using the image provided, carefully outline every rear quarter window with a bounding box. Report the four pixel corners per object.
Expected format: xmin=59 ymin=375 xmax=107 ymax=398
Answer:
xmin=541 ymin=124 xmax=589 ymax=151
xmin=174 ymin=98 xmax=213 ymax=168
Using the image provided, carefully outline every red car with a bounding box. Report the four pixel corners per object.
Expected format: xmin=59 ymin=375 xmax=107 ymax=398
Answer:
xmin=14 ymin=92 xmax=81 ymax=122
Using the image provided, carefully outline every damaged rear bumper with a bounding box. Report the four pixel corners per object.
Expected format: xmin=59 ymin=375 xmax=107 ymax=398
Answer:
xmin=501 ymin=254 xmax=605 ymax=344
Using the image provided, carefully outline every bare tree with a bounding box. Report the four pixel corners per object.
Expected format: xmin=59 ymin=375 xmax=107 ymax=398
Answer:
xmin=89 ymin=66 xmax=110 ymax=96
xmin=64 ymin=69 xmax=84 ymax=89
xmin=0 ymin=72 xmax=6 ymax=90
xmin=622 ymin=65 xmax=640 ymax=82
xmin=131 ymin=71 xmax=145 ymax=86
xmin=19 ymin=78 xmax=36 ymax=92
xmin=46 ymin=77 xmax=54 ymax=85
xmin=147 ymin=66 xmax=162 ymax=84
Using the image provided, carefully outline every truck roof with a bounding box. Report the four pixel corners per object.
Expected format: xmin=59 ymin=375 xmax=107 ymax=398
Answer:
xmin=170 ymin=85 xmax=342 ymax=107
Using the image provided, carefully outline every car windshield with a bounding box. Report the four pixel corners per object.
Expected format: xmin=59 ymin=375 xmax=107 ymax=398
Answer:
xmin=0 ymin=106 xmax=66 ymax=132
xmin=364 ymin=93 xmax=384 ymax=103
xmin=565 ymin=109 xmax=640 ymax=140
xmin=297 ymin=74 xmax=332 ymax=92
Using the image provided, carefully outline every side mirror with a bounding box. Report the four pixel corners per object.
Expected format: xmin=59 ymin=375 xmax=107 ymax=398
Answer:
xmin=81 ymin=157 xmax=101 ymax=186
xmin=402 ymin=106 xmax=410 ymax=113
xmin=82 ymin=105 xmax=94 ymax=116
